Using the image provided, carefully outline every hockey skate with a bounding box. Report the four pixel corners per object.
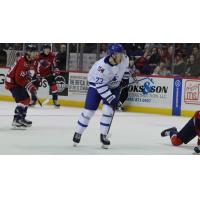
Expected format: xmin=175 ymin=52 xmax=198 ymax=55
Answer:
xmin=22 ymin=118 xmax=32 ymax=127
xmin=53 ymin=100 xmax=60 ymax=108
xmin=12 ymin=118 xmax=27 ymax=130
xmin=161 ymin=127 xmax=177 ymax=137
xmin=100 ymin=134 xmax=110 ymax=149
xmin=73 ymin=132 xmax=82 ymax=147
xmin=194 ymin=145 xmax=200 ymax=154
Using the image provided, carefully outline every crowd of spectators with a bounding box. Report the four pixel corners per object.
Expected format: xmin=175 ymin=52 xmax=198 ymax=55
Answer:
xmin=1 ymin=43 xmax=200 ymax=78
xmin=122 ymin=43 xmax=200 ymax=78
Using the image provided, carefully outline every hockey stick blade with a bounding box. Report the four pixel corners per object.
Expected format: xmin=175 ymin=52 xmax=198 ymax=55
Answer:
xmin=42 ymin=98 xmax=50 ymax=106
xmin=37 ymin=98 xmax=42 ymax=107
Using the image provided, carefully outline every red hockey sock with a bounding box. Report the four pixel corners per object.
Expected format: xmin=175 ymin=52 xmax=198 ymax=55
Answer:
xmin=18 ymin=98 xmax=30 ymax=106
xmin=171 ymin=135 xmax=183 ymax=146
xmin=50 ymin=85 xmax=58 ymax=93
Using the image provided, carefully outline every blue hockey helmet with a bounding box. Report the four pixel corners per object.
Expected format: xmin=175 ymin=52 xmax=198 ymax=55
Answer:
xmin=108 ymin=43 xmax=124 ymax=55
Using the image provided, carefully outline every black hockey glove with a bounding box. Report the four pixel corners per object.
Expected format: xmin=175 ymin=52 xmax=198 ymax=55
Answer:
xmin=106 ymin=95 xmax=118 ymax=108
xmin=120 ymin=79 xmax=129 ymax=88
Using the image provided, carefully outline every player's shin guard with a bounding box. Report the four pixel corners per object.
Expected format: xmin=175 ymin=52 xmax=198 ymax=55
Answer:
xmin=100 ymin=105 xmax=114 ymax=136
xmin=51 ymin=85 xmax=60 ymax=107
xmin=99 ymin=105 xmax=113 ymax=148
xmin=75 ymin=109 xmax=95 ymax=135
xmin=51 ymin=85 xmax=58 ymax=100
xmin=29 ymin=93 xmax=37 ymax=106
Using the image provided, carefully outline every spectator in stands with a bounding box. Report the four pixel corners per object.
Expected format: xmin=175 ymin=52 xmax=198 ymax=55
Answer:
xmin=84 ymin=43 xmax=97 ymax=53
xmin=123 ymin=43 xmax=145 ymax=57
xmin=140 ymin=47 xmax=161 ymax=75
xmin=175 ymin=44 xmax=185 ymax=55
xmin=100 ymin=43 xmax=107 ymax=57
xmin=147 ymin=47 xmax=161 ymax=66
xmin=144 ymin=43 xmax=163 ymax=50
xmin=134 ymin=56 xmax=147 ymax=75
xmin=192 ymin=46 xmax=200 ymax=64
xmin=173 ymin=53 xmax=186 ymax=76
xmin=13 ymin=43 xmax=23 ymax=50
xmin=153 ymin=62 xmax=171 ymax=76
xmin=160 ymin=45 xmax=172 ymax=65
xmin=70 ymin=43 xmax=77 ymax=53
xmin=56 ymin=44 xmax=67 ymax=70
xmin=185 ymin=54 xmax=200 ymax=77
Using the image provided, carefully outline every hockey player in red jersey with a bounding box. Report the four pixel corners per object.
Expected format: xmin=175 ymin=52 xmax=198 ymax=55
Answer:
xmin=161 ymin=110 xmax=200 ymax=153
xmin=29 ymin=44 xmax=60 ymax=108
xmin=5 ymin=45 xmax=38 ymax=129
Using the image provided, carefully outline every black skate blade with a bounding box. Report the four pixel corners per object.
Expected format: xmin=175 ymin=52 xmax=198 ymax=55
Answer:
xmin=25 ymin=124 xmax=32 ymax=127
xmin=73 ymin=142 xmax=78 ymax=147
xmin=11 ymin=126 xmax=27 ymax=130
xmin=192 ymin=152 xmax=200 ymax=155
xmin=101 ymin=144 xmax=109 ymax=149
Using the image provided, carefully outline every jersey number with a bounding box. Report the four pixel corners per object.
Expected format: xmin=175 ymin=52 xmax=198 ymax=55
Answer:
xmin=96 ymin=77 xmax=103 ymax=84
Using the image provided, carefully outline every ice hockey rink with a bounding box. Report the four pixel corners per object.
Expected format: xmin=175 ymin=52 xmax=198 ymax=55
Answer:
xmin=0 ymin=101 xmax=197 ymax=155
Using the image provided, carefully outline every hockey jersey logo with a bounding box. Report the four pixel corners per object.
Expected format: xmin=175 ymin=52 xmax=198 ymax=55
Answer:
xmin=112 ymin=76 xmax=117 ymax=82
xmin=39 ymin=59 xmax=51 ymax=69
xmin=109 ymin=75 xmax=120 ymax=88
xmin=97 ymin=66 xmax=104 ymax=73
xmin=20 ymin=70 xmax=32 ymax=78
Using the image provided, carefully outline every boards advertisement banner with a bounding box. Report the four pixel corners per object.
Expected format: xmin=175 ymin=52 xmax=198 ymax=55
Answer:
xmin=1 ymin=67 xmax=200 ymax=116
xmin=49 ymin=73 xmax=69 ymax=97
xmin=126 ymin=76 xmax=174 ymax=109
xmin=181 ymin=78 xmax=200 ymax=112
xmin=68 ymin=72 xmax=88 ymax=96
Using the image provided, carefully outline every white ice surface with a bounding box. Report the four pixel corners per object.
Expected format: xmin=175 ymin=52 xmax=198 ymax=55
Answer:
xmin=0 ymin=101 xmax=197 ymax=155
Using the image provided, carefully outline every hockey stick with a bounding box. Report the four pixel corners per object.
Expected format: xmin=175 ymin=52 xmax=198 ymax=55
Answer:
xmin=37 ymin=98 xmax=42 ymax=107
xmin=107 ymin=77 xmax=154 ymax=138
xmin=106 ymin=108 xmax=116 ymax=139
xmin=106 ymin=81 xmax=138 ymax=139
xmin=106 ymin=87 xmax=123 ymax=139
xmin=42 ymin=98 xmax=50 ymax=106
xmin=35 ymin=94 xmax=42 ymax=107
xmin=121 ymin=76 xmax=154 ymax=90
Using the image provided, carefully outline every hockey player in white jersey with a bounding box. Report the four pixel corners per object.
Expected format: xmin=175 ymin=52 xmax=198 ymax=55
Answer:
xmin=73 ymin=44 xmax=129 ymax=148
